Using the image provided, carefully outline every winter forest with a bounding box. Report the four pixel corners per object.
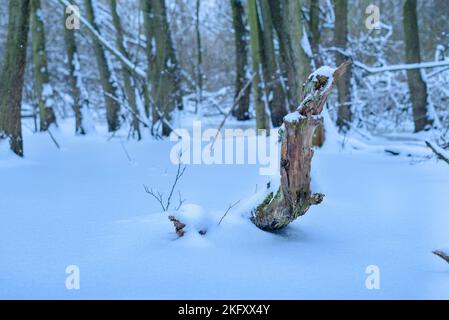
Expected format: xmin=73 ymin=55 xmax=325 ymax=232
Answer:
xmin=1 ymin=0 xmax=449 ymax=299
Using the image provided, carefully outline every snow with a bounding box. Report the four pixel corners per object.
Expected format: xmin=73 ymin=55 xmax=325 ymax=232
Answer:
xmin=284 ymin=112 xmax=303 ymax=123
xmin=54 ymin=0 xmax=146 ymax=80
xmin=308 ymin=66 xmax=335 ymax=93
xmin=354 ymin=59 xmax=449 ymax=74
xmin=1 ymin=120 xmax=449 ymax=299
xmin=301 ymin=26 xmax=313 ymax=58
xmin=313 ymin=66 xmax=335 ymax=79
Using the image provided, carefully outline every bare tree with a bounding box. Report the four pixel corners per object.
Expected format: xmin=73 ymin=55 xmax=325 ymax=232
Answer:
xmin=31 ymin=0 xmax=56 ymax=131
xmin=0 ymin=0 xmax=31 ymax=156
xmin=403 ymin=0 xmax=432 ymax=132
xmin=247 ymin=0 xmax=269 ymax=130
xmin=230 ymin=0 xmax=251 ymax=121
xmin=84 ymin=0 xmax=121 ymax=132
xmin=142 ymin=0 xmax=183 ymax=136
xmin=258 ymin=0 xmax=286 ymax=127
xmin=334 ymin=0 xmax=352 ymax=132
xmin=64 ymin=1 xmax=86 ymax=135
xmin=269 ymin=0 xmax=311 ymax=110
xmin=195 ymin=0 xmax=203 ymax=112
xmin=109 ymin=0 xmax=141 ymax=139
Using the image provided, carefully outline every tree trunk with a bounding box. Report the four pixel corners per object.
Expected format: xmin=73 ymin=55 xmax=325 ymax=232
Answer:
xmin=110 ymin=0 xmax=141 ymax=140
xmin=259 ymin=0 xmax=286 ymax=127
xmin=0 ymin=0 xmax=31 ymax=157
xmin=334 ymin=0 xmax=352 ymax=132
xmin=309 ymin=0 xmax=321 ymax=67
xmin=84 ymin=0 xmax=121 ymax=132
xmin=142 ymin=0 xmax=183 ymax=136
xmin=269 ymin=0 xmax=311 ymax=110
xmin=309 ymin=0 xmax=323 ymax=146
xmin=252 ymin=61 xmax=351 ymax=231
xmin=195 ymin=0 xmax=203 ymax=112
xmin=403 ymin=0 xmax=431 ymax=132
xmin=31 ymin=0 xmax=56 ymax=131
xmin=230 ymin=0 xmax=251 ymax=121
xmin=64 ymin=1 xmax=85 ymax=135
xmin=248 ymin=0 xmax=268 ymax=130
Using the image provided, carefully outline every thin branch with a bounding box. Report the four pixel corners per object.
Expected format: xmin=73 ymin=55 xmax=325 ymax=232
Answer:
xmin=218 ymin=200 xmax=240 ymax=226
xmin=104 ymin=92 xmax=150 ymax=128
xmin=433 ymin=250 xmax=449 ymax=264
xmin=426 ymin=141 xmax=449 ymax=165
xmin=354 ymin=59 xmax=449 ymax=74
xmin=144 ymin=153 xmax=186 ymax=212
xmin=47 ymin=129 xmax=60 ymax=150
xmin=153 ymin=106 xmax=181 ymax=139
xmin=120 ymin=141 xmax=132 ymax=162
xmin=175 ymin=191 xmax=186 ymax=211
xmin=166 ymin=161 xmax=186 ymax=212
xmin=210 ymin=74 xmax=256 ymax=149
xmin=54 ymin=0 xmax=146 ymax=79
xmin=144 ymin=185 xmax=166 ymax=211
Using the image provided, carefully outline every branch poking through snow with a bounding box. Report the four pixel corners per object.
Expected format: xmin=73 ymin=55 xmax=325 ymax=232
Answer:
xmin=426 ymin=141 xmax=449 ymax=165
xmin=433 ymin=250 xmax=449 ymax=264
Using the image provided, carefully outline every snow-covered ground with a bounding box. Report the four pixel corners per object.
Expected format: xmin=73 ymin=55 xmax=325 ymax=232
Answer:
xmin=1 ymin=119 xmax=449 ymax=299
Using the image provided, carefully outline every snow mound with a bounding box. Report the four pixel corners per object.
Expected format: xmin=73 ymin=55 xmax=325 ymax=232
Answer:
xmin=173 ymin=203 xmax=213 ymax=233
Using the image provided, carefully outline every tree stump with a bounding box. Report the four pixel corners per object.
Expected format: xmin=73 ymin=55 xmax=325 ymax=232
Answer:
xmin=251 ymin=61 xmax=351 ymax=231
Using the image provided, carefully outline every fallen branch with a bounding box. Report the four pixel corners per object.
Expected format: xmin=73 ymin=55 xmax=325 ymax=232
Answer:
xmin=354 ymin=60 xmax=449 ymax=74
xmin=425 ymin=141 xmax=449 ymax=165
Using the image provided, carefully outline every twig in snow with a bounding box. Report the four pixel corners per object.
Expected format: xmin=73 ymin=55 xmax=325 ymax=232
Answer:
xmin=144 ymin=154 xmax=186 ymax=212
xmin=433 ymin=250 xmax=449 ymax=264
xmin=175 ymin=191 xmax=186 ymax=211
xmin=120 ymin=141 xmax=133 ymax=163
xmin=144 ymin=185 xmax=166 ymax=211
xmin=425 ymin=141 xmax=449 ymax=165
xmin=47 ymin=129 xmax=60 ymax=150
xmin=165 ymin=160 xmax=186 ymax=211
xmin=218 ymin=200 xmax=240 ymax=226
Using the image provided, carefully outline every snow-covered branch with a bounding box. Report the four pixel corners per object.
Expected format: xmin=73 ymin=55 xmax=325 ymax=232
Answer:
xmin=54 ymin=0 xmax=146 ymax=80
xmin=354 ymin=60 xmax=449 ymax=74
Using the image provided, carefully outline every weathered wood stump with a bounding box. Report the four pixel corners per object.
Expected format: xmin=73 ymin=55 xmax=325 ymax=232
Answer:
xmin=251 ymin=61 xmax=351 ymax=231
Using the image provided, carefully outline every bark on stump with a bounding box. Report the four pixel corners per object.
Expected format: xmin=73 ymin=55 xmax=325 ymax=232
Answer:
xmin=251 ymin=61 xmax=351 ymax=231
